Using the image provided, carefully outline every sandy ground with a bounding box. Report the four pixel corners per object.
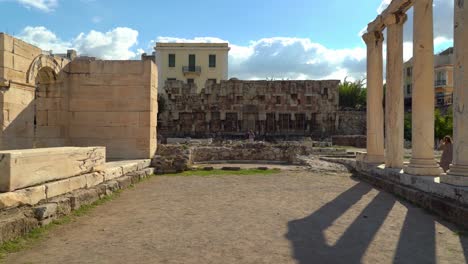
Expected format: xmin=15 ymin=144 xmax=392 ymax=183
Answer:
xmin=6 ymin=165 xmax=468 ymax=264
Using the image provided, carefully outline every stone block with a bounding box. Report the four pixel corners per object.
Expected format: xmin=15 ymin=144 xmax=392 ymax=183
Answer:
xmin=33 ymin=203 xmax=57 ymax=220
xmin=0 ymin=208 xmax=38 ymax=244
xmin=116 ymin=176 xmax=132 ymax=189
xmin=48 ymin=196 xmax=72 ymax=216
xmin=143 ymin=167 xmax=155 ymax=176
xmin=0 ymin=146 xmax=106 ymax=192
xmin=45 ymin=175 xmax=87 ymax=199
xmin=0 ymin=185 xmax=46 ymax=209
xmin=85 ymin=172 xmax=105 ymax=188
xmin=70 ymin=189 xmax=100 ymax=210
xmin=103 ymin=164 xmax=124 ymax=181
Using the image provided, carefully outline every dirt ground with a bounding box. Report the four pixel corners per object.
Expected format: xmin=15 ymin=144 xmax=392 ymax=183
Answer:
xmin=6 ymin=164 xmax=468 ymax=264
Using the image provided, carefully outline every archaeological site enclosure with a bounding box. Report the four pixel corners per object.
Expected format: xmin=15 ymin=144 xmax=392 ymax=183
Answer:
xmin=0 ymin=0 xmax=468 ymax=259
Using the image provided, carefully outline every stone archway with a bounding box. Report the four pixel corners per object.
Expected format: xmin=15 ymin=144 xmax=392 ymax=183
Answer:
xmin=27 ymin=54 xmax=63 ymax=85
xmin=28 ymin=55 xmax=68 ymax=148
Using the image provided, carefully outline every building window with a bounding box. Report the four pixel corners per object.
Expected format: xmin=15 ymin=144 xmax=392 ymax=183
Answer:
xmin=276 ymin=96 xmax=281 ymax=104
xmin=208 ymin=78 xmax=217 ymax=84
xmin=306 ymin=96 xmax=312 ymax=105
xmin=189 ymin=54 xmax=196 ymax=69
xmin=435 ymin=71 xmax=447 ymax=86
xmin=406 ymin=84 xmax=412 ymax=95
xmin=406 ymin=67 xmax=412 ymax=77
xmin=167 ymin=78 xmax=176 ymax=81
xmin=187 ymin=79 xmax=194 ymax=84
xmin=168 ymin=54 xmax=175 ymax=67
xmin=236 ymin=96 xmax=243 ymax=102
xmin=209 ymin=54 xmax=216 ymax=68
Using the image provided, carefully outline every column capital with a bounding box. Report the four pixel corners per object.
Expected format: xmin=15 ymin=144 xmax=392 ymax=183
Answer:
xmin=362 ymin=31 xmax=384 ymax=45
xmin=383 ymin=13 xmax=408 ymax=26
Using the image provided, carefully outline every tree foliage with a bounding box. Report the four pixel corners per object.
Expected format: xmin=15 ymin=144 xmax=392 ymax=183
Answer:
xmin=434 ymin=107 xmax=453 ymax=140
xmin=404 ymin=107 xmax=453 ymax=141
xmin=338 ymin=78 xmax=367 ymax=110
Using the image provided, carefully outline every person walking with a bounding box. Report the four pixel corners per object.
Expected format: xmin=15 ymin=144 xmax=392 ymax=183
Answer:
xmin=439 ymin=136 xmax=453 ymax=172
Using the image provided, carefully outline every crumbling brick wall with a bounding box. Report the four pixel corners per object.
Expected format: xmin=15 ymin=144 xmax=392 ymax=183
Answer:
xmin=159 ymin=80 xmax=340 ymax=139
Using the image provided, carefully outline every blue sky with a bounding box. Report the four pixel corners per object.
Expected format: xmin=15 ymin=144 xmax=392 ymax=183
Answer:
xmin=0 ymin=0 xmax=455 ymax=80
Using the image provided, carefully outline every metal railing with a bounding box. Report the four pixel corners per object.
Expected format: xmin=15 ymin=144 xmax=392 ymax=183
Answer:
xmin=435 ymin=79 xmax=447 ymax=86
xmin=182 ymin=66 xmax=201 ymax=74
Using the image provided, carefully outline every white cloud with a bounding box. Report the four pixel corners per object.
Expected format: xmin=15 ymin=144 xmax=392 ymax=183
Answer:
xmin=17 ymin=26 xmax=70 ymax=52
xmin=157 ymin=36 xmax=367 ymax=81
xmin=14 ymin=0 xmax=58 ymax=12
xmin=73 ymin=27 xmax=139 ymax=60
xmin=16 ymin=26 xmax=140 ymax=60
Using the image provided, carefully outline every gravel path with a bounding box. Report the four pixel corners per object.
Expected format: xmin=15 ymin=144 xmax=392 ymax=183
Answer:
xmin=6 ymin=166 xmax=468 ymax=264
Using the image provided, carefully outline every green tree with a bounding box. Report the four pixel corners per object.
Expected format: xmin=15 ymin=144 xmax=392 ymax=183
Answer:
xmin=338 ymin=78 xmax=367 ymax=110
xmin=404 ymin=113 xmax=412 ymax=141
xmin=434 ymin=107 xmax=453 ymax=140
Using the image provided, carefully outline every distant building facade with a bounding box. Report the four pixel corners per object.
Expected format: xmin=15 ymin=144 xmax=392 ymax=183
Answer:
xmin=155 ymin=43 xmax=230 ymax=93
xmin=404 ymin=47 xmax=454 ymax=108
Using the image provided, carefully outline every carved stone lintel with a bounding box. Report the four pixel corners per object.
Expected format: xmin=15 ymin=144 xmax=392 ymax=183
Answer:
xmin=383 ymin=13 xmax=408 ymax=26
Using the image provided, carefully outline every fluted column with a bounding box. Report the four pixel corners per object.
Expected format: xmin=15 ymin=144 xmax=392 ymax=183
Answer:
xmin=362 ymin=31 xmax=385 ymax=164
xmin=384 ymin=13 xmax=406 ymax=169
xmin=442 ymin=0 xmax=468 ymax=185
xmin=404 ymin=0 xmax=443 ymax=176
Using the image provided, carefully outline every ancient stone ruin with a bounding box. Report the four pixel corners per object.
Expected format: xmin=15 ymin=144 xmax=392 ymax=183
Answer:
xmin=0 ymin=33 xmax=157 ymax=160
xmin=159 ymin=79 xmax=365 ymax=139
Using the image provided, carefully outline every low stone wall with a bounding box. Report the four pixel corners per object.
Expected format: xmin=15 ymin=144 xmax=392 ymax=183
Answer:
xmin=0 ymin=160 xmax=154 ymax=244
xmin=151 ymin=145 xmax=192 ymax=174
xmin=331 ymin=135 xmax=366 ymax=148
xmin=191 ymin=142 xmax=308 ymax=164
xmin=321 ymin=156 xmax=468 ymax=229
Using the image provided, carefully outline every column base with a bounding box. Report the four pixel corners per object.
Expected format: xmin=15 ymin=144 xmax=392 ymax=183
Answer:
xmin=365 ymin=154 xmax=385 ymax=164
xmin=404 ymin=158 xmax=443 ymax=176
xmin=441 ymin=164 xmax=468 ymax=186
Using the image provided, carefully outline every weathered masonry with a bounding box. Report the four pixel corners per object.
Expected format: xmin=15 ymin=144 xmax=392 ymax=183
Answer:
xmin=362 ymin=0 xmax=468 ymax=185
xmin=0 ymin=33 xmax=158 ymax=160
xmin=158 ymin=80 xmax=340 ymax=138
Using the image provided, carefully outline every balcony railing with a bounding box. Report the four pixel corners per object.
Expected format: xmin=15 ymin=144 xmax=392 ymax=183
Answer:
xmin=182 ymin=66 xmax=201 ymax=75
xmin=435 ymin=79 xmax=447 ymax=86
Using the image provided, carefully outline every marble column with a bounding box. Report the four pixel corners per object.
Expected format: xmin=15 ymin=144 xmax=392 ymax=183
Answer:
xmin=384 ymin=13 xmax=406 ymax=169
xmin=362 ymin=31 xmax=385 ymax=164
xmin=442 ymin=0 xmax=468 ymax=185
xmin=404 ymin=0 xmax=443 ymax=176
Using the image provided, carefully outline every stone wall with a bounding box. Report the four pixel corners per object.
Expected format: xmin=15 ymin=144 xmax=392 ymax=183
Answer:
xmin=331 ymin=135 xmax=366 ymax=148
xmin=0 ymin=33 xmax=158 ymax=160
xmin=191 ymin=142 xmax=309 ymax=164
xmin=66 ymin=60 xmax=158 ymax=159
xmin=335 ymin=111 xmax=366 ymax=135
xmin=159 ymin=80 xmax=340 ymax=138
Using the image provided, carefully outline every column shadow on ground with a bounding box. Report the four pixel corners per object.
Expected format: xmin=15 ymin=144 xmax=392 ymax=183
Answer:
xmin=285 ymin=178 xmax=453 ymax=264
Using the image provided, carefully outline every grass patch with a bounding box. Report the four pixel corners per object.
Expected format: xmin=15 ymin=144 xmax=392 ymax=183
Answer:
xmin=0 ymin=189 xmax=123 ymax=261
xmin=166 ymin=168 xmax=281 ymax=177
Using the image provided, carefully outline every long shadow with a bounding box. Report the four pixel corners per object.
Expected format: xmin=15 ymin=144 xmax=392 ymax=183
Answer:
xmin=286 ymin=182 xmax=382 ymax=263
xmin=286 ymin=181 xmax=441 ymax=264
xmin=393 ymin=203 xmax=436 ymax=264
xmin=460 ymin=234 xmax=468 ymax=263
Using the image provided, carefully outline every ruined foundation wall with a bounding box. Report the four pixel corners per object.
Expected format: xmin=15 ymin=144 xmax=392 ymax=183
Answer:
xmin=159 ymin=80 xmax=340 ymax=138
xmin=66 ymin=60 xmax=158 ymax=160
xmin=335 ymin=111 xmax=366 ymax=135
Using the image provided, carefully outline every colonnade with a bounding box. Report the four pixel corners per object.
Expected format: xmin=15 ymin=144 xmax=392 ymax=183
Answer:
xmin=363 ymin=0 xmax=468 ymax=185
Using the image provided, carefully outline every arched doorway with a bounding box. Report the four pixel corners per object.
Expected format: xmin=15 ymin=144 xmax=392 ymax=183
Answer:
xmin=33 ymin=66 xmax=67 ymax=148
